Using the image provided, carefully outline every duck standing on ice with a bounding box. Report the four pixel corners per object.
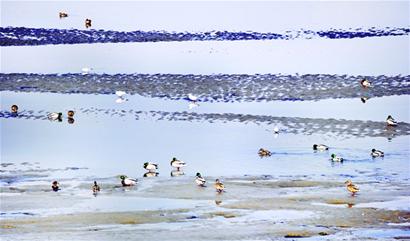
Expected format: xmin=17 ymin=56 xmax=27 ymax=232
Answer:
xmin=92 ymin=181 xmax=100 ymax=195
xmin=48 ymin=112 xmax=63 ymax=122
xmin=214 ymin=179 xmax=225 ymax=193
xmin=344 ymin=180 xmax=359 ymax=196
xmin=143 ymin=162 xmax=158 ymax=172
xmin=360 ymin=78 xmax=371 ymax=88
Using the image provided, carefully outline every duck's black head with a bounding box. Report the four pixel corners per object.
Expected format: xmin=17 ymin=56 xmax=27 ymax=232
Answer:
xmin=313 ymin=144 xmax=318 ymax=150
xmin=94 ymin=181 xmax=97 ymax=185
xmin=52 ymin=181 xmax=58 ymax=185
xmin=387 ymin=115 xmax=392 ymax=119
xmin=371 ymin=149 xmax=376 ymax=152
xmin=172 ymin=157 xmax=177 ymax=161
xmin=196 ymin=173 xmax=201 ymax=177
xmin=331 ymin=154 xmax=335 ymax=158
xmin=120 ymin=175 xmax=126 ymax=180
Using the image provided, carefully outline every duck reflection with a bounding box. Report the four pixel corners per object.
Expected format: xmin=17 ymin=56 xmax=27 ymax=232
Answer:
xmin=143 ymin=172 xmax=159 ymax=177
xmin=170 ymin=170 xmax=185 ymax=177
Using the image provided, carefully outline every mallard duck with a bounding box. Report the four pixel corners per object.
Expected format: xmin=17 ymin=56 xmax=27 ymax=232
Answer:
xmin=51 ymin=181 xmax=60 ymax=192
xmin=313 ymin=144 xmax=329 ymax=151
xmin=92 ymin=181 xmax=100 ymax=194
xmin=170 ymin=157 xmax=186 ymax=171
xmin=360 ymin=78 xmax=371 ymax=88
xmin=11 ymin=105 xmax=18 ymax=113
xmin=143 ymin=172 xmax=159 ymax=177
xmin=371 ymin=149 xmax=384 ymax=158
xmin=120 ymin=175 xmax=137 ymax=186
xmin=386 ymin=115 xmax=398 ymax=126
xmin=258 ymin=148 xmax=272 ymax=157
xmin=85 ymin=19 xmax=92 ymax=28
xmin=344 ymin=180 xmax=359 ymax=195
xmin=48 ymin=112 xmax=63 ymax=121
xmin=59 ymin=12 xmax=68 ymax=18
xmin=188 ymin=93 xmax=198 ymax=102
xmin=143 ymin=162 xmax=158 ymax=172
xmin=214 ymin=179 xmax=225 ymax=193
xmin=330 ymin=154 xmax=343 ymax=162
xmin=195 ymin=173 xmax=206 ymax=187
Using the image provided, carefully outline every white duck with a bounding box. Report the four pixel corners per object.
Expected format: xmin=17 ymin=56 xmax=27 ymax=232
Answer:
xmin=120 ymin=175 xmax=137 ymax=186
xmin=170 ymin=157 xmax=186 ymax=171
xmin=330 ymin=154 xmax=343 ymax=162
xmin=143 ymin=162 xmax=158 ymax=172
xmin=188 ymin=93 xmax=198 ymax=102
xmin=195 ymin=173 xmax=206 ymax=187
xmin=313 ymin=144 xmax=329 ymax=151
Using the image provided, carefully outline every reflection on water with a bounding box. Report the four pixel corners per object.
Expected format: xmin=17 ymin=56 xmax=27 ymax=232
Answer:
xmin=1 ymin=73 xmax=409 ymax=101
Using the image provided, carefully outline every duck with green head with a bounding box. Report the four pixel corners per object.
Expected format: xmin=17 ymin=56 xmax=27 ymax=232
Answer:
xmin=330 ymin=154 xmax=343 ymax=162
xmin=120 ymin=175 xmax=137 ymax=187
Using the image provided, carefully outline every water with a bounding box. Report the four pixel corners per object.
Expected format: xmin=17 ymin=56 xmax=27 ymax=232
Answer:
xmin=1 ymin=1 xmax=410 ymax=240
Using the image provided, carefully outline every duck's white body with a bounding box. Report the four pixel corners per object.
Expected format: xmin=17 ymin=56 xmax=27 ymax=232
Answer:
xmin=115 ymin=91 xmax=127 ymax=97
xmin=48 ymin=112 xmax=62 ymax=121
xmin=273 ymin=126 xmax=280 ymax=134
xmin=371 ymin=149 xmax=384 ymax=158
xmin=313 ymin=144 xmax=329 ymax=151
xmin=188 ymin=94 xmax=198 ymax=102
xmin=171 ymin=159 xmax=186 ymax=169
xmin=195 ymin=175 xmax=206 ymax=186
xmin=144 ymin=162 xmax=158 ymax=172
xmin=81 ymin=67 xmax=92 ymax=75
xmin=121 ymin=177 xmax=137 ymax=186
xmin=386 ymin=116 xmax=397 ymax=126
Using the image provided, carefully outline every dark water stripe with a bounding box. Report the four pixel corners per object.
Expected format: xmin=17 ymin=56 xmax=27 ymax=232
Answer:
xmin=1 ymin=109 xmax=409 ymax=140
xmin=0 ymin=27 xmax=409 ymax=46
xmin=0 ymin=73 xmax=409 ymax=102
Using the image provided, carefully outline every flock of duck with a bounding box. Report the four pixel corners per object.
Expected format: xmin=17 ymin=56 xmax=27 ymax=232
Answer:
xmin=5 ymin=20 xmax=399 ymax=200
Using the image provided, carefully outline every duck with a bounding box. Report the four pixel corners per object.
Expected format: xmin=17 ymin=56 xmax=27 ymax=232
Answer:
xmin=360 ymin=78 xmax=371 ymax=88
xmin=195 ymin=173 xmax=206 ymax=187
xmin=344 ymin=180 xmax=359 ymax=195
xmin=273 ymin=126 xmax=280 ymax=134
xmin=51 ymin=181 xmax=60 ymax=192
xmin=115 ymin=91 xmax=127 ymax=98
xmin=214 ymin=179 xmax=225 ymax=193
xmin=143 ymin=162 xmax=158 ymax=172
xmin=258 ymin=148 xmax=272 ymax=157
xmin=48 ymin=112 xmax=63 ymax=121
xmin=330 ymin=154 xmax=343 ymax=162
xmin=92 ymin=181 xmax=100 ymax=195
xmin=81 ymin=67 xmax=92 ymax=75
xmin=313 ymin=144 xmax=329 ymax=151
xmin=120 ymin=175 xmax=137 ymax=186
xmin=170 ymin=157 xmax=186 ymax=171
xmin=59 ymin=12 xmax=68 ymax=18
xmin=67 ymin=110 xmax=75 ymax=118
xmin=386 ymin=115 xmax=398 ymax=126
xmin=371 ymin=149 xmax=384 ymax=158
xmin=11 ymin=105 xmax=18 ymax=113
xmin=188 ymin=93 xmax=198 ymax=102
xmin=143 ymin=172 xmax=159 ymax=177
xmin=85 ymin=18 xmax=92 ymax=28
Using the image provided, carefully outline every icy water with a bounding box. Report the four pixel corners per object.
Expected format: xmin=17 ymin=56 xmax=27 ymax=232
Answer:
xmin=1 ymin=1 xmax=410 ymax=241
